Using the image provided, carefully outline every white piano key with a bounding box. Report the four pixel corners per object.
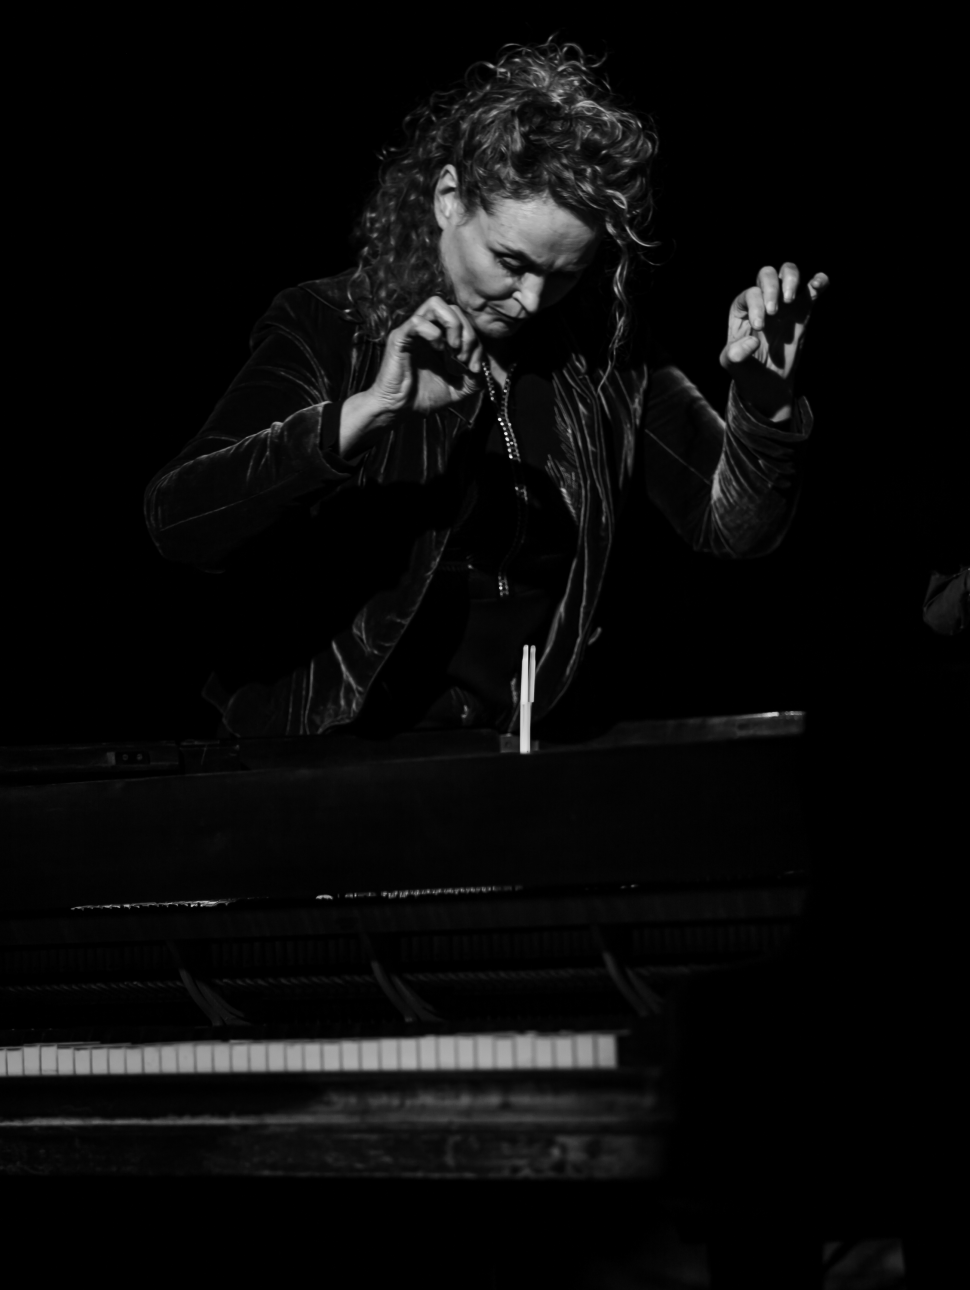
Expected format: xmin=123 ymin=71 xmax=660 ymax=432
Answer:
xmin=437 ymin=1035 xmax=457 ymax=1070
xmin=554 ymin=1036 xmax=575 ymax=1069
xmin=495 ymin=1036 xmax=515 ymax=1070
xmin=595 ymin=1034 xmax=617 ymax=1068
xmin=379 ymin=1038 xmax=399 ymax=1072
xmin=575 ymin=1033 xmax=595 ymax=1068
xmin=360 ymin=1040 xmax=380 ymax=1072
xmin=475 ymin=1034 xmax=496 ymax=1070
xmin=339 ymin=1040 xmax=360 ymax=1073
xmin=457 ymin=1035 xmax=476 ymax=1070
xmin=514 ymin=1033 xmax=534 ymax=1069
xmin=0 ymin=1030 xmax=620 ymax=1080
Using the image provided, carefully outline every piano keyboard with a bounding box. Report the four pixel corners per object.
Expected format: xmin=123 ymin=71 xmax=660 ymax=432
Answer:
xmin=0 ymin=1031 xmax=618 ymax=1078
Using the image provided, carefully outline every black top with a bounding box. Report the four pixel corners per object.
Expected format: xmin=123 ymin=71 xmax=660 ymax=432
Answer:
xmin=357 ymin=359 xmax=578 ymax=733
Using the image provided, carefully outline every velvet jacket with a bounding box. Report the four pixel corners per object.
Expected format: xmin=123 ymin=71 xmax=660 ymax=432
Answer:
xmin=144 ymin=271 xmax=812 ymax=737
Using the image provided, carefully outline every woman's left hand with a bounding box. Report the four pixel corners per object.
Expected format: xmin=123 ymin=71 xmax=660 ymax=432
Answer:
xmin=720 ymin=263 xmax=829 ymax=420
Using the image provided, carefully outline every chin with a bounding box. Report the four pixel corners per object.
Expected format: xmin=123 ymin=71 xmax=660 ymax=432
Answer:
xmin=482 ymin=311 xmax=523 ymax=333
xmin=473 ymin=316 xmax=506 ymax=338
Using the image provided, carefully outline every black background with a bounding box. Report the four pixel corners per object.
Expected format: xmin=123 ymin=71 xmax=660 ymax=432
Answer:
xmin=5 ymin=16 xmax=961 ymax=745
xmin=1 ymin=19 xmax=963 ymax=1246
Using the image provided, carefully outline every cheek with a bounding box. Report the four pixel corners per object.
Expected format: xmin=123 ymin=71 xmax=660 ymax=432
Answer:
xmin=476 ymin=266 xmax=515 ymax=302
xmin=463 ymin=262 xmax=512 ymax=306
xmin=450 ymin=230 xmax=514 ymax=304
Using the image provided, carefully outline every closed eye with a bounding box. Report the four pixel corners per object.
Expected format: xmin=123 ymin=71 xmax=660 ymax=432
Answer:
xmin=497 ymin=255 xmax=528 ymax=275
xmin=497 ymin=254 xmax=583 ymax=278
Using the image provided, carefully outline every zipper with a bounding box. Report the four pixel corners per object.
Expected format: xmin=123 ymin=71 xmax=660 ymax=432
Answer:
xmin=483 ymin=362 xmax=527 ymax=599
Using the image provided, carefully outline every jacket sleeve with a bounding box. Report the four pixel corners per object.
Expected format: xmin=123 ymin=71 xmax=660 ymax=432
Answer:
xmin=640 ymin=364 xmax=812 ymax=557
xmin=144 ymin=286 xmax=359 ymax=569
xmin=923 ymin=567 xmax=970 ymax=635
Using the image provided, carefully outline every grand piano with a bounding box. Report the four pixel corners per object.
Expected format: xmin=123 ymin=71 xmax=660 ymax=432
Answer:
xmin=0 ymin=711 xmax=809 ymax=1178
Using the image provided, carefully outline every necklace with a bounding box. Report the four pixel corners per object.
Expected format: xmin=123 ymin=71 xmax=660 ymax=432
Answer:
xmin=481 ymin=361 xmax=527 ymax=598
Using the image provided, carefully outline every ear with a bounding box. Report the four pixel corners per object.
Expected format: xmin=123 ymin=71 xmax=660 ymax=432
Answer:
xmin=433 ymin=165 xmax=462 ymax=231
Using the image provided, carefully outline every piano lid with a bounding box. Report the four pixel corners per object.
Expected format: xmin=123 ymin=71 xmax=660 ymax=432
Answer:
xmin=0 ymin=711 xmax=805 ymax=784
xmin=0 ymin=713 xmax=810 ymax=913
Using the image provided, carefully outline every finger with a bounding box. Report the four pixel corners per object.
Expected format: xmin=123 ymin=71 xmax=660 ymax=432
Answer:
xmin=406 ymin=318 xmax=480 ymax=386
xmin=406 ymin=316 xmax=453 ymax=353
xmin=740 ymin=285 xmax=766 ymax=330
xmin=720 ymin=335 xmax=761 ymax=368
xmin=436 ymin=301 xmax=483 ymax=371
xmin=756 ymin=265 xmax=781 ymax=315
xmin=414 ymin=297 xmax=464 ymax=353
xmin=466 ymin=338 xmax=484 ymax=375
xmin=779 ymin=261 xmax=800 ymax=304
xmin=452 ymin=305 xmax=478 ymax=366
xmin=807 ymin=271 xmax=829 ymax=302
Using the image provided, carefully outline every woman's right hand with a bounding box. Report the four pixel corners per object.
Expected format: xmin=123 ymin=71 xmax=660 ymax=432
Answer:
xmin=370 ymin=296 xmax=484 ymax=418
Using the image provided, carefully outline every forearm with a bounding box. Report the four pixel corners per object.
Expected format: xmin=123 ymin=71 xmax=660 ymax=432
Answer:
xmin=144 ymin=291 xmax=382 ymax=566
xmin=707 ymin=383 xmax=811 ymax=555
xmin=640 ymin=367 xmax=810 ymax=559
xmin=145 ymin=402 xmax=350 ymax=566
xmin=338 ymin=388 xmax=399 ymax=460
xmin=731 ymin=361 xmax=794 ymax=424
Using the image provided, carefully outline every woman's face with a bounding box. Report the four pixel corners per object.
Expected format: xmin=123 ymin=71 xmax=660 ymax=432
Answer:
xmin=434 ymin=165 xmax=602 ymax=342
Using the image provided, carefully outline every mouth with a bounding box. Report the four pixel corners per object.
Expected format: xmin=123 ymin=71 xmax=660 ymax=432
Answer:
xmin=486 ymin=306 xmax=525 ymax=326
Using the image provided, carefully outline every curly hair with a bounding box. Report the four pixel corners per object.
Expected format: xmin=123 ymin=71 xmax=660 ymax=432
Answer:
xmin=349 ymin=41 xmax=659 ymax=375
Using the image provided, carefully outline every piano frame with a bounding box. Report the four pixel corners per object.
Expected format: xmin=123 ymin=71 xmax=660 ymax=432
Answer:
xmin=0 ymin=713 xmax=808 ymax=1177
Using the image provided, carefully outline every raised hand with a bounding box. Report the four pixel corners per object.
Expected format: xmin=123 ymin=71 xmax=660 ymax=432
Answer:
xmin=720 ymin=263 xmax=829 ymax=420
xmin=371 ymin=296 xmax=484 ymax=418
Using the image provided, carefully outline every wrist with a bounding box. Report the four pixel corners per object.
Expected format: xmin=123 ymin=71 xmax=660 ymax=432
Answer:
xmin=732 ymin=365 xmax=794 ymax=423
xmin=741 ymin=392 xmax=793 ymax=424
xmin=338 ymin=388 xmax=398 ymax=459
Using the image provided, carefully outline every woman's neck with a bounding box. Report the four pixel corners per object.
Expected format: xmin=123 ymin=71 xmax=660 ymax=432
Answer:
xmin=482 ymin=336 xmax=516 ymax=389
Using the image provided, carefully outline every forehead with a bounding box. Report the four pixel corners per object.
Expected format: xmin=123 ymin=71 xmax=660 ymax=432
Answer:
xmin=476 ymin=195 xmax=601 ymax=269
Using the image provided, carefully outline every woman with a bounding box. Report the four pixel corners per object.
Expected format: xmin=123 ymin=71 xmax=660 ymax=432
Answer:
xmin=145 ymin=41 xmax=828 ymax=739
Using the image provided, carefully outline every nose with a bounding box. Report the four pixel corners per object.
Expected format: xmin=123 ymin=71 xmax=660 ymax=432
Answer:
xmin=513 ymin=274 xmax=544 ymax=317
